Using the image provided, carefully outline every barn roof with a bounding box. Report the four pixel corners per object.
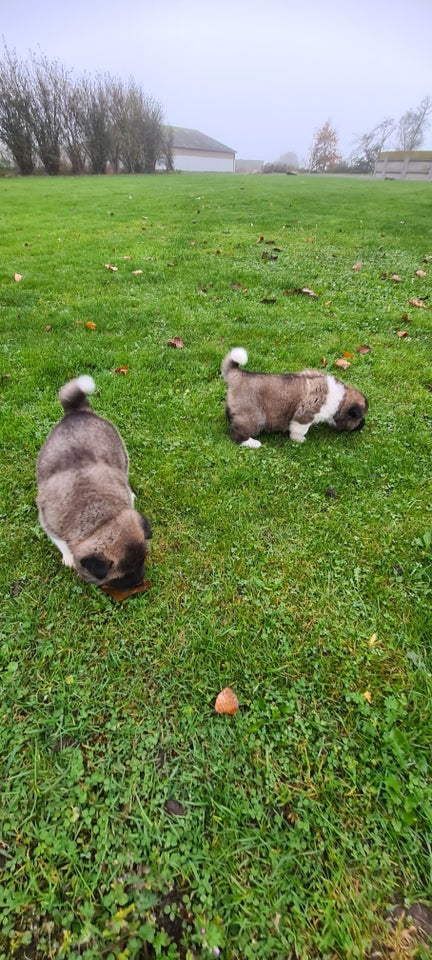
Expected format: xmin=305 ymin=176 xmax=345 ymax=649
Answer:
xmin=169 ymin=126 xmax=236 ymax=154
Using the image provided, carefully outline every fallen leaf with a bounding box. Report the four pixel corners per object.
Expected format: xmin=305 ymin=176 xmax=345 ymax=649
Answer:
xmin=397 ymin=330 xmax=409 ymax=338
xmin=114 ymin=365 xmax=128 ymax=375
xmin=408 ymin=297 xmax=425 ymax=308
xmin=325 ymin=486 xmax=338 ymax=499
xmin=390 ymin=274 xmax=401 ymax=282
xmin=85 ymin=321 xmax=97 ymax=330
xmin=357 ymin=345 xmax=371 ymax=354
xmin=14 ymin=273 xmax=22 ymax=282
xmin=363 ymin=690 xmax=372 ymax=703
xmin=44 ymin=325 xmax=52 ymax=333
xmin=301 ymin=287 xmax=317 ymax=298
xmin=321 ymin=356 xmax=327 ymax=367
xmin=343 ymin=351 xmax=354 ymax=359
xmin=123 ymin=255 xmax=132 ymax=260
xmin=415 ymin=269 xmax=427 ymax=278
xmin=257 ymin=235 xmax=264 ymax=243
xmin=104 ymin=263 xmax=118 ymax=272
xmin=324 ymin=300 xmax=332 ymax=307
xmin=352 ymin=261 xmax=363 ymax=271
xmin=335 ymin=358 xmax=351 ymax=370
xmin=164 ymin=799 xmax=186 ymax=817
xmin=261 ymin=297 xmax=277 ymax=304
xmin=215 ymin=687 xmax=239 ymax=715
xmin=230 ymin=282 xmax=244 ymax=291
xmin=131 ymin=269 xmax=143 ymax=275
xmin=167 ymin=336 xmax=184 ymax=349
xmin=368 ymin=633 xmax=378 ymax=647
xmin=101 ymin=578 xmax=151 ymax=601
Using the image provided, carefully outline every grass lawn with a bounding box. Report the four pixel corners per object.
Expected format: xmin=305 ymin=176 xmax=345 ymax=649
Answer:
xmin=0 ymin=171 xmax=431 ymax=959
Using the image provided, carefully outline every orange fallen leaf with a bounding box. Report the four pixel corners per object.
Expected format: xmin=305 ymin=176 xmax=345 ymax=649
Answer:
xmin=397 ymin=330 xmax=409 ymax=338
xmin=335 ymin=358 xmax=351 ymax=370
xmin=415 ymin=269 xmax=427 ymax=278
xmin=357 ymin=344 xmax=371 ymax=354
xmin=321 ymin=356 xmax=327 ymax=367
xmin=215 ymin=687 xmax=239 ymax=715
xmin=408 ymin=297 xmax=425 ymax=308
xmin=132 ymin=269 xmax=143 ymax=275
xmin=85 ymin=321 xmax=97 ymax=330
xmin=343 ymin=351 xmax=354 ymax=359
xmin=14 ymin=273 xmax=22 ymax=282
xmin=114 ymin=365 xmax=128 ymax=374
xmin=167 ymin=336 xmax=184 ymax=349
xmin=104 ymin=263 xmax=118 ymax=272
xmin=101 ymin=578 xmax=151 ymax=602
xmin=352 ymin=261 xmax=362 ymax=271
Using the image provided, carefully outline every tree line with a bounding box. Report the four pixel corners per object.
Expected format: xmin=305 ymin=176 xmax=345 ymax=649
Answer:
xmin=308 ymin=98 xmax=432 ymax=174
xmin=0 ymin=45 xmax=172 ymax=175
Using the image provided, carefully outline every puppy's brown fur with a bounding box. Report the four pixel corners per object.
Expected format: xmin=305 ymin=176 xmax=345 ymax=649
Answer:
xmin=222 ymin=348 xmax=368 ymax=447
xmin=37 ymin=376 xmax=151 ymax=588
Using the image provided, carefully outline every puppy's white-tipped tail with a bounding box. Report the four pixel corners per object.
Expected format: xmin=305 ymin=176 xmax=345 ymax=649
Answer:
xmin=221 ymin=347 xmax=248 ymax=381
xmin=58 ymin=375 xmax=96 ymax=413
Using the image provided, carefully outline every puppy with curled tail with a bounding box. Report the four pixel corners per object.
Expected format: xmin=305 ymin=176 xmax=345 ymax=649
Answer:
xmin=222 ymin=347 xmax=368 ymax=448
xmin=37 ymin=375 xmax=152 ymax=589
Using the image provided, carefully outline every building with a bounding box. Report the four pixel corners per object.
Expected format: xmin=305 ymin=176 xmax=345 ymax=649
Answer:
xmin=374 ymin=150 xmax=432 ymax=180
xmin=167 ymin=127 xmax=236 ymax=172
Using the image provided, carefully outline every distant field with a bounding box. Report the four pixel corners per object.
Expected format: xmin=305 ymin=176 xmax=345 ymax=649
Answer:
xmin=1 ymin=172 xmax=431 ymax=959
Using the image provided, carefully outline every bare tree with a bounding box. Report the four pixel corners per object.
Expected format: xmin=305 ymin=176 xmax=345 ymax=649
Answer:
xmin=79 ymin=75 xmax=111 ymax=174
xmin=161 ymin=126 xmax=174 ymax=172
xmin=396 ymin=96 xmax=432 ymax=151
xmin=350 ymin=118 xmax=395 ymax=172
xmin=0 ymin=45 xmax=35 ymax=174
xmin=309 ymin=120 xmax=341 ymax=172
xmin=27 ymin=51 xmax=71 ymax=175
xmin=62 ymin=79 xmax=88 ymax=174
xmin=142 ymin=96 xmax=165 ymax=173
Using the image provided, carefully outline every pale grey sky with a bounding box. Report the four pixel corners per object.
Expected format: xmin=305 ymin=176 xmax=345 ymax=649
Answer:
xmin=1 ymin=0 xmax=431 ymax=163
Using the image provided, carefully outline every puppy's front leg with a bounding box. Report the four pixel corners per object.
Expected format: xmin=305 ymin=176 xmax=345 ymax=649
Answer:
xmin=289 ymin=420 xmax=311 ymax=443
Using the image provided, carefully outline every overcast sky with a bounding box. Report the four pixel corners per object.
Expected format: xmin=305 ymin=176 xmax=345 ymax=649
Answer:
xmin=1 ymin=0 xmax=431 ymax=164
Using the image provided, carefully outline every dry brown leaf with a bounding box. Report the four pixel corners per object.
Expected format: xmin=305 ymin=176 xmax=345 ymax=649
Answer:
xmin=408 ymin=297 xmax=425 ymax=308
xmin=300 ymin=287 xmax=317 ymax=298
xmin=415 ymin=269 xmax=427 ymax=278
xmin=167 ymin=336 xmax=184 ymax=349
xmin=44 ymin=325 xmax=52 ymax=333
xmin=352 ymin=261 xmax=363 ymax=271
xmin=335 ymin=358 xmax=351 ymax=370
xmin=357 ymin=345 xmax=371 ymax=354
xmin=132 ymin=269 xmax=143 ymax=276
xmin=101 ymin=578 xmax=151 ymax=601
xmin=215 ymin=687 xmax=239 ymax=715
xmin=104 ymin=263 xmax=118 ymax=272
xmin=390 ymin=274 xmax=401 ymax=282
xmin=114 ymin=365 xmax=128 ymax=375
xmin=85 ymin=321 xmax=97 ymax=330
xmin=123 ymin=255 xmax=132 ymax=260
xmin=14 ymin=273 xmax=22 ymax=282
xmin=321 ymin=356 xmax=327 ymax=367
xmin=397 ymin=330 xmax=409 ymax=338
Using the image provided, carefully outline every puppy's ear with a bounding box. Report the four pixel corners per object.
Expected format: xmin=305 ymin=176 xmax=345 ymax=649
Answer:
xmin=347 ymin=404 xmax=363 ymax=420
xmin=140 ymin=514 xmax=152 ymax=539
xmin=80 ymin=554 xmax=113 ymax=580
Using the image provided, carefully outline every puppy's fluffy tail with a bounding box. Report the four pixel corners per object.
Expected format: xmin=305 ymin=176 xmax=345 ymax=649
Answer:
xmin=58 ymin=375 xmax=96 ymax=414
xmin=221 ymin=347 xmax=248 ymax=382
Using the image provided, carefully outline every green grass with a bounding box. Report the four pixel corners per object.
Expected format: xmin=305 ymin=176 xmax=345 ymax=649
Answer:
xmin=0 ymin=172 xmax=432 ymax=960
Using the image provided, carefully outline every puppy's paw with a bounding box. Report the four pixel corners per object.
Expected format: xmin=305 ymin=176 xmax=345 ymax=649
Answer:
xmin=241 ymin=437 xmax=262 ymax=448
xmin=290 ymin=434 xmax=306 ymax=443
